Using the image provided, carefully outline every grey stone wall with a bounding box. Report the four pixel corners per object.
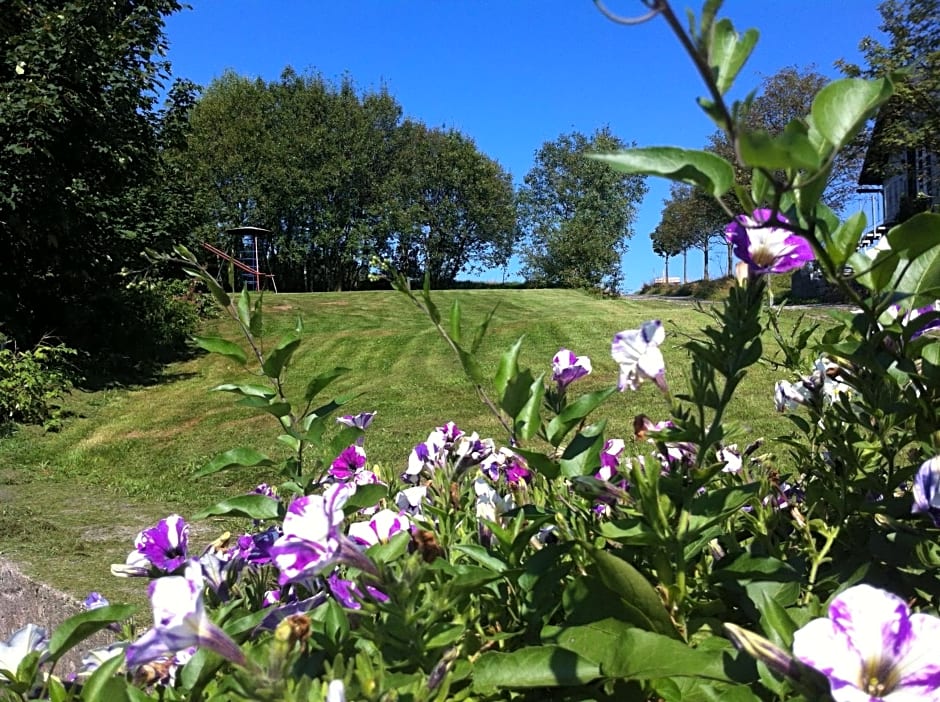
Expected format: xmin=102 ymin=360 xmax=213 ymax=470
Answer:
xmin=0 ymin=558 xmax=113 ymax=677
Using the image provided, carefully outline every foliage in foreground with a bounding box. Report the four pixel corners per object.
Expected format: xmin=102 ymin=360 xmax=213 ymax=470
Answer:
xmin=2 ymin=1 xmax=940 ymax=701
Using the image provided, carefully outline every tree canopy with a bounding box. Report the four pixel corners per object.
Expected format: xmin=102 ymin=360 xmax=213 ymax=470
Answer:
xmin=0 ymin=0 xmax=184 ymax=348
xmin=180 ymin=69 xmax=515 ymax=291
xmin=516 ymin=128 xmax=648 ymax=291
xmin=651 ymin=184 xmax=728 ymax=281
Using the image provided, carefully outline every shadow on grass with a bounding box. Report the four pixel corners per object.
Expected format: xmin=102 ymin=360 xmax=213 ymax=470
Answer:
xmin=74 ymin=347 xmax=202 ymax=392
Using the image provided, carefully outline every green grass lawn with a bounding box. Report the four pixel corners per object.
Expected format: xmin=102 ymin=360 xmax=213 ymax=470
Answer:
xmin=0 ymin=288 xmax=824 ymax=605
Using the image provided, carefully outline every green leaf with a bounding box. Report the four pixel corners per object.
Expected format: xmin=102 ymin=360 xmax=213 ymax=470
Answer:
xmin=471 ymin=304 xmax=499 ymax=354
xmin=194 ymin=447 xmax=274 ymax=478
xmin=453 ymin=544 xmax=509 ymax=573
xmin=80 ymin=652 xmax=128 ymax=701
xmin=559 ymin=420 xmax=607 ymax=478
xmin=262 ymin=333 xmax=302 ymax=379
xmin=303 ymin=367 xmax=351 ymax=403
xmin=708 ymin=19 xmax=759 ymax=95
xmin=49 ymin=604 xmax=136 ymax=663
xmin=853 ymin=213 xmax=940 ymax=300
xmin=546 ymin=386 xmax=617 ymax=446
xmin=494 ymin=336 xmax=524 ymax=402
xmin=236 ymin=287 xmax=251 ymax=330
xmin=546 ymin=618 xmax=732 ymax=682
xmin=686 ymin=483 xmax=761 ymax=543
xmin=592 ymin=148 xmax=735 ymax=197
xmin=192 ymin=335 xmax=247 ymax=365
xmin=250 ymin=295 xmax=264 ymax=336
xmin=757 ymin=591 xmax=798 ymax=648
xmin=456 ymin=346 xmax=485 ymax=386
xmin=192 ymin=494 xmax=280 ymax=520
xmin=212 ymin=383 xmax=276 ymax=400
xmin=473 ymin=646 xmax=601 ymax=690
xmin=421 ymin=271 xmax=440 ymax=325
xmin=737 ymin=121 xmax=821 ymax=171
xmin=236 ymin=396 xmax=292 ymax=418
xmin=515 ymin=372 xmax=545 ymax=441
xmin=824 ymin=211 xmax=867 ymax=269
xmin=811 ymin=77 xmax=893 ymax=151
xmin=589 ymin=548 xmax=678 ymax=638
xmin=198 ymin=270 xmax=232 ymax=310
xmin=449 ymin=298 xmax=462 ymax=345
xmin=343 ymin=483 xmax=388 ymax=513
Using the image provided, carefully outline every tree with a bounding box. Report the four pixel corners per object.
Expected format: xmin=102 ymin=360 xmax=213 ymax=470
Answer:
xmin=384 ymin=122 xmax=516 ymax=286
xmin=183 ymin=68 xmax=403 ymax=291
xmin=838 ymin=0 xmax=940 ymax=181
xmin=0 ymin=0 xmax=184 ymax=348
xmin=652 ymin=184 xmax=728 ymax=282
xmin=517 ymin=128 xmax=648 ymax=290
xmin=707 ymin=66 xmax=864 ymax=213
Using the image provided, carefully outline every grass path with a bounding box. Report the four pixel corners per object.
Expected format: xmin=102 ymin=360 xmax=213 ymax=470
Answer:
xmin=0 ymin=289 xmax=818 ymax=606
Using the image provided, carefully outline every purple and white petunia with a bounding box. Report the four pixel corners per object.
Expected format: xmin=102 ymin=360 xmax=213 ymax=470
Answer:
xmin=0 ymin=624 xmax=48 ymax=681
xmin=725 ymin=208 xmax=814 ymax=275
xmin=395 ymin=485 xmax=428 ymax=516
xmin=597 ymin=438 xmax=625 ymax=481
xmin=611 ymin=321 xmax=667 ymax=393
xmin=551 ymin=349 xmax=593 ymax=389
xmin=347 ymin=509 xmax=411 ymax=548
xmin=912 ymin=456 xmax=940 ymax=527
xmin=717 ymin=444 xmax=742 ymax=474
xmin=886 ymin=300 xmax=940 ymax=339
xmin=136 ymin=514 xmax=189 ymax=573
xmin=336 ymin=411 xmax=377 ymax=431
xmin=329 ymin=445 xmax=367 ymax=481
xmin=792 ymin=584 xmax=940 ymax=701
xmin=269 ymin=483 xmax=355 ymax=585
xmin=480 ymin=447 xmax=531 ymax=485
xmin=125 ymin=561 xmax=245 ymax=668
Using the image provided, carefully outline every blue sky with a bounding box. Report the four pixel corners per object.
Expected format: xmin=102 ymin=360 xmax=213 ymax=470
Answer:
xmin=163 ymin=1 xmax=885 ymax=291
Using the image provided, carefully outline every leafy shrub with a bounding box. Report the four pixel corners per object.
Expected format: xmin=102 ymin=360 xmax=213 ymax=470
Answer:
xmin=75 ymin=279 xmax=206 ymax=367
xmin=0 ymin=338 xmax=76 ymax=428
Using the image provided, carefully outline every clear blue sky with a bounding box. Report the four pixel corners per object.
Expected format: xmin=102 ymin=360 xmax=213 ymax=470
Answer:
xmin=162 ymin=0 xmax=885 ymax=292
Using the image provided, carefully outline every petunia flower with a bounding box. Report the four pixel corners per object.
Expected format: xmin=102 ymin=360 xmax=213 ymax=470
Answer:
xmin=912 ymin=456 xmax=940 ymax=526
xmin=598 ymin=438 xmax=625 ymax=480
xmin=611 ymin=321 xmax=667 ymax=393
xmin=125 ymin=561 xmax=245 ymax=668
xmin=0 ymin=624 xmax=48 ymax=681
xmin=336 ymin=411 xmax=376 ymax=430
xmin=886 ymin=300 xmax=940 ymax=340
xmin=78 ymin=642 xmax=126 ymax=678
xmin=133 ymin=514 xmax=190 ymax=574
xmin=552 ymin=349 xmax=592 ymax=389
xmin=792 ymin=584 xmax=940 ymax=701
xmin=329 ymin=445 xmax=367 ymax=481
xmin=395 ymin=485 xmax=428 ymax=515
xmin=269 ymin=483 xmax=354 ymax=585
xmin=717 ymin=444 xmax=742 ymax=474
xmin=347 ymin=509 xmax=411 ymax=548
xmin=725 ymin=208 xmax=814 ymax=274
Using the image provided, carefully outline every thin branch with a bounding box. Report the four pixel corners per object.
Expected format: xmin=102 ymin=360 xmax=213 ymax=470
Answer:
xmin=593 ymin=0 xmax=662 ymax=26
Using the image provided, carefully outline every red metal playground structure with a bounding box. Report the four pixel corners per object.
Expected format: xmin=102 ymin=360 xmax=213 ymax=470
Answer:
xmin=201 ymin=226 xmax=278 ymax=293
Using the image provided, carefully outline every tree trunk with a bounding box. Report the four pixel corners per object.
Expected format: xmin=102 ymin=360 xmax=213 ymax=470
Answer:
xmin=664 ymin=256 xmax=670 ymax=281
xmin=682 ymin=250 xmax=688 ymax=283
xmin=702 ymin=244 xmax=709 ymax=281
xmin=726 ymin=242 xmax=733 ymax=278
